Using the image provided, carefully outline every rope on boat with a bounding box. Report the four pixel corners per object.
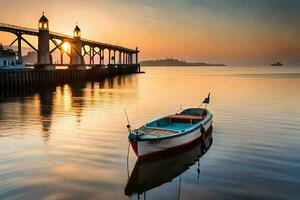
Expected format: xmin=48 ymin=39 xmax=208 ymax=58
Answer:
xmin=124 ymin=108 xmax=132 ymax=178
xmin=127 ymin=140 xmax=130 ymax=178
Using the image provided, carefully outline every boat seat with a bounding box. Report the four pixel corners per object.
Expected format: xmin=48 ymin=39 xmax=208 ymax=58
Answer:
xmin=166 ymin=115 xmax=203 ymax=124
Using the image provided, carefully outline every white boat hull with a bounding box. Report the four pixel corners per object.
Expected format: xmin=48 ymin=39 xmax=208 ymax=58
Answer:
xmin=131 ymin=114 xmax=213 ymax=159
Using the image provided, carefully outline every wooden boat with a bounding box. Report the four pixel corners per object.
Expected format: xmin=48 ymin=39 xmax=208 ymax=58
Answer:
xmin=128 ymin=101 xmax=213 ymax=159
xmin=125 ymin=126 xmax=213 ymax=196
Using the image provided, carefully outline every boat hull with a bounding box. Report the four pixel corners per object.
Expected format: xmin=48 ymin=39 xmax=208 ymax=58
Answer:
xmin=131 ymin=117 xmax=213 ymax=159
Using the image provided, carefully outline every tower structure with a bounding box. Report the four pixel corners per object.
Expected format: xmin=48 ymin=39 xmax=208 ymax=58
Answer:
xmin=36 ymin=13 xmax=54 ymax=70
xmin=70 ymin=25 xmax=85 ymax=70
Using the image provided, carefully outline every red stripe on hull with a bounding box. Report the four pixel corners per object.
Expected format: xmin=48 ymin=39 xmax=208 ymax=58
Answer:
xmin=130 ymin=141 xmax=138 ymax=156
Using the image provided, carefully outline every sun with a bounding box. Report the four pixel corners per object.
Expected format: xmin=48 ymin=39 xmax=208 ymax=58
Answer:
xmin=62 ymin=42 xmax=71 ymax=53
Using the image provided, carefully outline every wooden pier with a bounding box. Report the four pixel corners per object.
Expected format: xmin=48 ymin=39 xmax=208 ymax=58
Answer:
xmin=0 ymin=14 xmax=142 ymax=90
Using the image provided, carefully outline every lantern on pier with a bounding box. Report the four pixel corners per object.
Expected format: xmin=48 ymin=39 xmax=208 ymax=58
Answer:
xmin=38 ymin=13 xmax=49 ymax=30
xmin=37 ymin=13 xmax=53 ymax=69
xmin=70 ymin=24 xmax=83 ymax=67
xmin=73 ymin=25 xmax=81 ymax=38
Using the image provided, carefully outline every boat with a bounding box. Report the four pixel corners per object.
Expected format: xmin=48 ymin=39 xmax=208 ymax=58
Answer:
xmin=271 ymin=62 xmax=283 ymax=66
xmin=125 ymin=126 xmax=213 ymax=196
xmin=127 ymin=93 xmax=213 ymax=159
xmin=0 ymin=44 xmax=24 ymax=70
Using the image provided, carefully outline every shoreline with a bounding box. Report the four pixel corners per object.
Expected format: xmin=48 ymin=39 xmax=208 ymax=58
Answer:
xmin=140 ymin=65 xmax=226 ymax=67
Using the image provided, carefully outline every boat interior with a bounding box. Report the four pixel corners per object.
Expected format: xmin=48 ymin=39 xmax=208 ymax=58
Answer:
xmin=141 ymin=108 xmax=207 ymax=136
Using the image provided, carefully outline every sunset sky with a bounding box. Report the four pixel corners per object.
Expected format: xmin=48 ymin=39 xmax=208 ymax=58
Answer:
xmin=0 ymin=0 xmax=299 ymax=66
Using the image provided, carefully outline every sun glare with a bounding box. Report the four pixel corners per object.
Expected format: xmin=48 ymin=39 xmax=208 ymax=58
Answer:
xmin=62 ymin=42 xmax=71 ymax=53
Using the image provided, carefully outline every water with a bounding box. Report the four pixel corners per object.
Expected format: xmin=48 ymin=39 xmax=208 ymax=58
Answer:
xmin=0 ymin=66 xmax=300 ymax=200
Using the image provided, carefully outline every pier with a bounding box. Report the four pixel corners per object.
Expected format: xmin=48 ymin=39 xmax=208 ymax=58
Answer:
xmin=0 ymin=14 xmax=140 ymax=89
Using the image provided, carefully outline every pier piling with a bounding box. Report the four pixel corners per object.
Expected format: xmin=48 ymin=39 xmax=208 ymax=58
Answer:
xmin=0 ymin=64 xmax=140 ymax=90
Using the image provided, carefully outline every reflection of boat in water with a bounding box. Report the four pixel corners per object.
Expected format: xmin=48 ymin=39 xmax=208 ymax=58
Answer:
xmin=125 ymin=126 xmax=213 ymax=196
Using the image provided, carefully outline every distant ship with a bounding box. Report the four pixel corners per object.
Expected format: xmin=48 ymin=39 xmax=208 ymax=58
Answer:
xmin=271 ymin=62 xmax=283 ymax=66
xmin=0 ymin=44 xmax=24 ymax=70
xmin=141 ymin=57 xmax=226 ymax=66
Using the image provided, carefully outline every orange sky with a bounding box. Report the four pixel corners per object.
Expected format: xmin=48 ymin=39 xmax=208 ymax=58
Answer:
xmin=0 ymin=0 xmax=299 ymax=65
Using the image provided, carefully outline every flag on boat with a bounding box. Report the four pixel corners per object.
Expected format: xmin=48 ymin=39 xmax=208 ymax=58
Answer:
xmin=202 ymin=92 xmax=210 ymax=104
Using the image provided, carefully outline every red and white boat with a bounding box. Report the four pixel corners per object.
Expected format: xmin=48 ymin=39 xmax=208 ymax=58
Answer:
xmin=127 ymin=95 xmax=213 ymax=159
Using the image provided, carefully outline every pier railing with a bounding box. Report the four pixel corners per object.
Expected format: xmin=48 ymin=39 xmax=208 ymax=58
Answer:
xmin=0 ymin=23 xmax=137 ymax=53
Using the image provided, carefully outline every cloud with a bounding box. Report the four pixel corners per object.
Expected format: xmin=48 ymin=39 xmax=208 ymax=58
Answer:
xmin=142 ymin=5 xmax=162 ymax=13
xmin=138 ymin=16 xmax=164 ymax=25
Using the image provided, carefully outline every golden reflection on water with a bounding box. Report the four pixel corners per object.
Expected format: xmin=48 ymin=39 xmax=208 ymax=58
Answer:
xmin=0 ymin=67 xmax=300 ymax=199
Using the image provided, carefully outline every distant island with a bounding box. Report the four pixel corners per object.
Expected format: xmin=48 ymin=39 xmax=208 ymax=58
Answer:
xmin=140 ymin=58 xmax=226 ymax=66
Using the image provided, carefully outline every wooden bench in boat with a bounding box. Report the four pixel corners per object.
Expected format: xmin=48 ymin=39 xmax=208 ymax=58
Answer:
xmin=139 ymin=114 xmax=205 ymax=136
xmin=139 ymin=127 xmax=178 ymax=136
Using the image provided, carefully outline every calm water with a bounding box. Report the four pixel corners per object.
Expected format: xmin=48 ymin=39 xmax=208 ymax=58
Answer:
xmin=0 ymin=67 xmax=300 ymax=200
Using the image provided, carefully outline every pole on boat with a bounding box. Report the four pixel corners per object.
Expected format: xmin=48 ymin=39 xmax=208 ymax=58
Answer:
xmin=201 ymin=92 xmax=211 ymax=109
xmin=124 ymin=108 xmax=132 ymax=133
xmin=176 ymin=104 xmax=183 ymax=114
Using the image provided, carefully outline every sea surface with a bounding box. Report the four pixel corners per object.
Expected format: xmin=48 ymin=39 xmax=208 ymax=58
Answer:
xmin=0 ymin=66 xmax=300 ymax=200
